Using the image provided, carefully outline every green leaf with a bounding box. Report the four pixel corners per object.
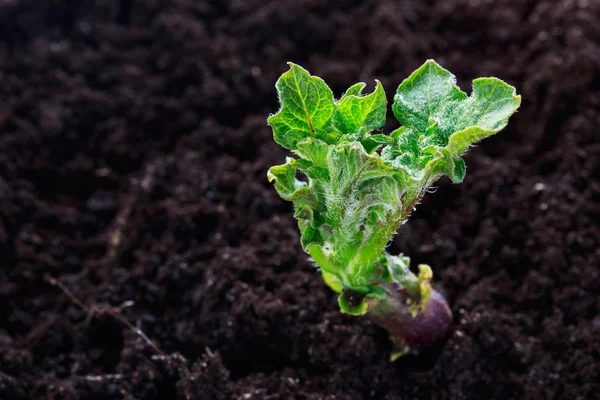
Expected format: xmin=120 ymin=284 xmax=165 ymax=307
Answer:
xmin=267 ymin=60 xmax=520 ymax=317
xmin=386 ymin=60 xmax=520 ymax=185
xmin=392 ymin=60 xmax=467 ymax=135
xmin=445 ymin=78 xmax=521 ymax=155
xmin=268 ymin=63 xmax=336 ymax=150
xmin=322 ymin=270 xmax=344 ymax=293
xmin=295 ymin=138 xmax=329 ymax=167
xmin=342 ymin=82 xmax=366 ymax=97
xmin=324 ymin=143 xmax=406 ymax=286
xmin=266 ymin=158 xmax=306 ymax=200
xmin=300 ymin=224 xmax=324 ymax=249
xmin=293 ymin=138 xmax=331 ymax=182
xmin=392 ymin=61 xmax=520 ymax=153
xmin=333 ymin=80 xmax=387 ymax=136
xmin=361 ymin=133 xmax=395 ymax=154
xmin=307 ymin=244 xmax=338 ymax=274
xmin=449 ymin=156 xmax=466 ymax=184
xmin=368 ymin=134 xmax=395 ymax=145
xmin=267 ymin=159 xmax=315 ymax=217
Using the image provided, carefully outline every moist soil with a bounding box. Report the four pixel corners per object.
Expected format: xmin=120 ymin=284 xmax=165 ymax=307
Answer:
xmin=1 ymin=1 xmax=599 ymax=399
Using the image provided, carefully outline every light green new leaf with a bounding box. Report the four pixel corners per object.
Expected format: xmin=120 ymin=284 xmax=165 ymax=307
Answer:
xmin=266 ymin=159 xmax=304 ymax=199
xmin=322 ymin=270 xmax=344 ymax=293
xmin=300 ymin=224 xmax=324 ymax=249
xmin=269 ymin=159 xmax=325 ymax=252
xmin=267 ymin=159 xmax=314 ymax=209
xmin=437 ymin=148 xmax=467 ymax=184
xmin=293 ymin=138 xmax=331 ymax=182
xmin=333 ymin=80 xmax=387 ymax=136
xmin=268 ymin=63 xmax=336 ymax=150
xmin=295 ymin=138 xmax=330 ymax=169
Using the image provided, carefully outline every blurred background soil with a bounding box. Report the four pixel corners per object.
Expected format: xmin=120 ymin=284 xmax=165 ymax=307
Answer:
xmin=1 ymin=1 xmax=599 ymax=399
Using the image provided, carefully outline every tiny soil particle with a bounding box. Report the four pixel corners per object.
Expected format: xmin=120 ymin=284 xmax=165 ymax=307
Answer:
xmin=1 ymin=1 xmax=599 ymax=399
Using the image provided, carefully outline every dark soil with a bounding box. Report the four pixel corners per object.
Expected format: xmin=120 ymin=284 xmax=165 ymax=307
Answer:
xmin=1 ymin=1 xmax=599 ymax=399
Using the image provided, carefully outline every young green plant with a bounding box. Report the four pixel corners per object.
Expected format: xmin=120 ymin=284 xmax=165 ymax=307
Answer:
xmin=267 ymin=60 xmax=520 ymax=359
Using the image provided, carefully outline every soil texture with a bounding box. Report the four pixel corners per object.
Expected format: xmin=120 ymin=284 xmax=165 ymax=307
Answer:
xmin=1 ymin=1 xmax=599 ymax=399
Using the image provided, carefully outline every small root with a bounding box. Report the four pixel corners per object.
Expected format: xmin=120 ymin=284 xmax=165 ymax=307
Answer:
xmin=106 ymin=159 xmax=159 ymax=261
xmin=44 ymin=273 xmax=181 ymax=362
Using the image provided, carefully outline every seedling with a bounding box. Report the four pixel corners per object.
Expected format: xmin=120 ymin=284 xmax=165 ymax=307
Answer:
xmin=267 ymin=60 xmax=520 ymax=359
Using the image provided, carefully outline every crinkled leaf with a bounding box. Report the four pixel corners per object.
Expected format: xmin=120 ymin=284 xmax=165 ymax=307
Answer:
xmin=294 ymin=138 xmax=330 ymax=182
xmin=325 ymin=143 xmax=406 ymax=287
xmin=328 ymin=142 xmax=396 ymax=188
xmin=381 ymin=128 xmax=436 ymax=180
xmin=267 ymin=159 xmax=317 ymax=223
xmin=268 ymin=63 xmax=336 ymax=150
xmin=333 ymin=80 xmax=387 ymax=136
xmin=295 ymin=138 xmax=329 ymax=168
xmin=361 ymin=133 xmax=395 ymax=154
xmin=386 ymin=59 xmax=520 ymax=183
xmin=300 ymin=224 xmax=324 ymax=249
xmin=266 ymin=158 xmax=307 ymax=200
xmin=392 ymin=60 xmax=467 ymax=135
xmin=446 ymin=78 xmax=521 ymax=155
